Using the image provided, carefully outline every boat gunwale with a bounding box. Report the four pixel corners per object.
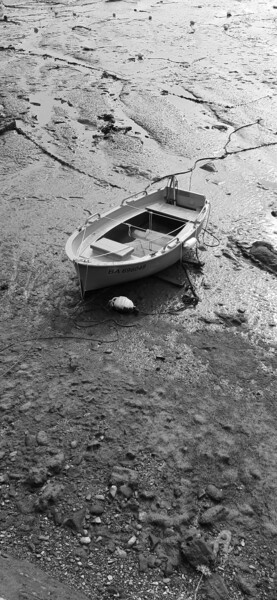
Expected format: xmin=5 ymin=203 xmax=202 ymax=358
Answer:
xmin=66 ymin=187 xmax=209 ymax=267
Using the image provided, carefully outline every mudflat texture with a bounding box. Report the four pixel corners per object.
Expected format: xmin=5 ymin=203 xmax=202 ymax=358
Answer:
xmin=1 ymin=1 xmax=277 ymax=600
xmin=0 ymin=553 xmax=90 ymax=600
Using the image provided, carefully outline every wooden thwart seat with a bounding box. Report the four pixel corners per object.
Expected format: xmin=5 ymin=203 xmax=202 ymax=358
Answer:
xmin=90 ymin=237 xmax=134 ymax=258
xmin=146 ymin=201 xmax=199 ymax=222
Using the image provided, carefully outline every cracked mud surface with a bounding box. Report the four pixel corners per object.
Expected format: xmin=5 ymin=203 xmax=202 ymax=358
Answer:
xmin=0 ymin=1 xmax=277 ymax=599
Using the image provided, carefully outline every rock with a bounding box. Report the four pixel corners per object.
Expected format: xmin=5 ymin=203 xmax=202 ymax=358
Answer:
xmin=161 ymin=536 xmax=181 ymax=574
xmin=147 ymin=555 xmax=156 ymax=568
xmin=90 ymin=502 xmax=104 ymax=515
xmin=127 ymin=535 xmax=137 ymax=547
xmin=36 ymin=431 xmax=48 ymax=446
xmin=115 ymin=547 xmax=127 ymax=558
xmin=200 ymin=505 xmax=227 ymax=525
xmin=46 ymin=452 xmax=65 ymax=474
xmin=213 ymin=530 xmax=232 ymax=561
xmin=149 ymin=533 xmax=160 ymax=550
xmin=138 ymin=553 xmax=148 ymax=572
xmin=109 ymin=485 xmax=117 ymax=498
xmin=80 ymin=536 xmax=91 ymax=545
xmin=25 ymin=432 xmax=36 ymax=447
xmin=126 ymin=450 xmax=136 ymax=460
xmin=145 ymin=512 xmax=173 ymax=528
xmin=238 ymin=503 xmax=255 ymax=516
xmin=181 ymin=535 xmax=215 ymax=568
xmin=194 ymin=414 xmax=207 ymax=424
xmin=204 ymin=574 xmax=230 ymax=599
xmin=200 ymin=161 xmax=217 ymax=173
xmin=40 ymin=482 xmax=63 ymax=503
xmin=35 ymin=482 xmax=64 ymax=512
xmin=50 ymin=506 xmax=63 ymax=526
xmin=28 ymin=466 xmax=48 ymax=487
xmin=263 ymin=521 xmax=277 ymax=536
xmin=139 ymin=489 xmax=156 ymax=501
xmin=173 ymin=512 xmax=190 ymax=526
xmin=249 ymin=241 xmax=277 ymax=273
xmin=63 ymin=507 xmax=87 ymax=532
xmin=236 ymin=575 xmax=257 ymax=596
xmin=119 ymin=484 xmax=133 ymax=499
xmin=92 ymin=516 xmax=101 ymax=524
xmin=16 ymin=499 xmax=35 ymax=515
xmin=206 ymin=484 xmax=224 ymax=502
xmin=110 ymin=465 xmax=138 ymax=488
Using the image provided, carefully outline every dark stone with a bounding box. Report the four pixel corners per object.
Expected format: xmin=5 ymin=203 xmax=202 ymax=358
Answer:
xmin=181 ymin=536 xmax=215 ymax=568
xmin=200 ymin=161 xmax=217 ymax=173
xmin=16 ymin=499 xmax=35 ymax=515
xmin=126 ymin=450 xmax=136 ymax=460
xmin=119 ymin=484 xmax=133 ymax=499
xmin=164 ymin=558 xmax=175 ymax=576
xmin=147 ymin=555 xmax=156 ymax=568
xmin=46 ymin=452 xmax=65 ymax=474
xmin=249 ymin=241 xmax=277 ymax=273
xmin=139 ymin=489 xmax=156 ymax=500
xmin=27 ymin=466 xmax=48 ymax=487
xmin=50 ymin=506 xmax=63 ymax=526
xmin=138 ymin=554 xmax=148 ymax=572
xmin=63 ymin=507 xmax=87 ymax=532
xmin=149 ymin=533 xmax=160 ymax=550
xmin=90 ymin=502 xmax=104 ymax=515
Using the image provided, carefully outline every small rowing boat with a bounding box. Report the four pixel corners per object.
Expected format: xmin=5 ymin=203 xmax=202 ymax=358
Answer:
xmin=65 ymin=176 xmax=209 ymax=295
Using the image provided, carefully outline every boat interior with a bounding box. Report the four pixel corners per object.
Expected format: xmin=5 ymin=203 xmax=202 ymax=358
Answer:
xmin=86 ymin=209 xmax=188 ymax=260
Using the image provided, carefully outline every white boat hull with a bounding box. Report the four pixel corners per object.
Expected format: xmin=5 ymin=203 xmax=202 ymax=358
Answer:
xmin=66 ymin=179 xmax=209 ymax=295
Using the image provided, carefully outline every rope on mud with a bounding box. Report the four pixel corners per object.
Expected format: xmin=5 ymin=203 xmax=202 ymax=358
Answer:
xmin=0 ymin=333 xmax=121 ymax=378
xmin=200 ymin=227 xmax=220 ymax=247
xmin=143 ymin=119 xmax=272 ymax=194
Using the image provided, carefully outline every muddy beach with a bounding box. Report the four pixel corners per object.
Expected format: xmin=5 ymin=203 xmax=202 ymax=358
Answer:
xmin=1 ymin=1 xmax=277 ymax=599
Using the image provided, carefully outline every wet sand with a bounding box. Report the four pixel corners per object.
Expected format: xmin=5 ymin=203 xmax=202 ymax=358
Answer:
xmin=0 ymin=1 xmax=277 ymax=599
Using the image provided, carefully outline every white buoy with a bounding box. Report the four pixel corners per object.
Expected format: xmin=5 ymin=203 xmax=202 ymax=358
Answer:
xmin=183 ymin=237 xmax=197 ymax=249
xmin=108 ymin=296 xmax=137 ymax=313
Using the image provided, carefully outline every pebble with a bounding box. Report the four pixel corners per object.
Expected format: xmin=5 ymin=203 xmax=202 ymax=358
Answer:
xmin=206 ymin=484 xmax=224 ymax=502
xmin=115 ymin=547 xmax=127 ymax=558
xmin=138 ymin=553 xmax=148 ymax=572
xmin=92 ymin=517 xmax=101 ymax=524
xmin=46 ymin=451 xmax=65 ymax=474
xmin=119 ymin=484 xmax=133 ymax=499
xmin=127 ymin=535 xmax=137 ymax=547
xmin=80 ymin=536 xmax=91 ymax=545
xmin=36 ymin=430 xmax=48 ymax=446
xmin=90 ymin=503 xmax=104 ymax=515
xmin=200 ymin=504 xmax=227 ymax=525
xmin=28 ymin=466 xmax=48 ymax=486
xmin=109 ymin=485 xmax=117 ymax=498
